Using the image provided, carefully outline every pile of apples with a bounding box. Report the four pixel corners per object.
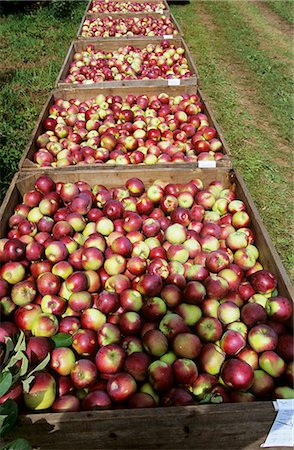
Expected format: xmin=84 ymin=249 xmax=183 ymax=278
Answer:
xmin=0 ymin=175 xmax=293 ymax=412
xmin=64 ymin=41 xmax=193 ymax=84
xmin=80 ymin=16 xmax=177 ymax=38
xmin=88 ymin=1 xmax=166 ymax=14
xmin=34 ymin=92 xmax=224 ymax=167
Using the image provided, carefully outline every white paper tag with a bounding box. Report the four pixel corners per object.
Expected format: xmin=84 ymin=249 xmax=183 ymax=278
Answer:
xmin=163 ymin=34 xmax=173 ymax=39
xmin=168 ymin=79 xmax=180 ymax=86
xmin=198 ymin=160 xmax=216 ymax=168
xmin=261 ymin=409 xmax=294 ymax=448
xmin=274 ymin=399 xmax=294 ymax=411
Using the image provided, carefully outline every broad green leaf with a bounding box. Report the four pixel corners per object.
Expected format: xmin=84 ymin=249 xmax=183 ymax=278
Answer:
xmin=0 ymin=400 xmax=18 ymax=438
xmin=51 ymin=333 xmax=72 ymax=348
xmin=18 ymin=354 xmax=29 ymax=378
xmin=0 ymin=415 xmax=8 ymax=428
xmin=21 ymin=376 xmax=35 ymax=394
xmin=4 ymin=351 xmax=25 ymax=371
xmin=0 ymin=372 xmax=13 ymax=398
xmin=3 ymin=338 xmax=14 ymax=366
xmin=13 ymin=331 xmax=26 ymax=353
xmin=0 ymin=438 xmax=32 ymax=450
xmin=26 ymin=353 xmax=50 ymax=378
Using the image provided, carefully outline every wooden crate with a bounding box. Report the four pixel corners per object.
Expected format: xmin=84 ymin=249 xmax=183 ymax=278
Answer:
xmin=1 ymin=167 xmax=293 ymax=300
xmin=85 ymin=0 xmax=170 ymax=15
xmin=55 ymin=37 xmax=199 ymax=89
xmin=19 ymin=85 xmax=231 ymax=171
xmin=76 ymin=13 xmax=183 ymax=41
xmin=1 ymin=166 xmax=293 ymax=450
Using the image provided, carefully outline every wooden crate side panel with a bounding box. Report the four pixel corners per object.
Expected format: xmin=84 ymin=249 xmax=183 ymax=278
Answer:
xmin=234 ymin=170 xmax=294 ymax=301
xmin=3 ymin=402 xmax=284 ymax=450
xmin=76 ymin=10 xmax=88 ymax=38
xmin=73 ymin=36 xmax=182 ymax=52
xmin=53 ymin=84 xmax=195 ymax=99
xmin=20 ymin=86 xmax=231 ymax=171
xmin=0 ymin=174 xmax=19 ymax=239
xmin=16 ymin=167 xmax=231 ymax=196
xmin=20 ymin=96 xmax=56 ymax=168
xmin=199 ymin=88 xmax=232 ymax=157
xmin=170 ymin=12 xmax=184 ymax=37
xmin=55 ymin=42 xmax=75 ymax=89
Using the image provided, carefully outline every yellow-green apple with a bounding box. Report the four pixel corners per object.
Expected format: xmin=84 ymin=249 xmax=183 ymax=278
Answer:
xmin=175 ymin=303 xmax=202 ymax=326
xmin=97 ymin=323 xmax=121 ymax=346
xmin=31 ymin=313 xmax=59 ymax=337
xmin=199 ymin=343 xmax=225 ymax=375
xmin=51 ymin=347 xmax=76 ymax=376
xmin=195 ymin=317 xmax=223 ymax=342
xmin=1 ymin=261 xmax=26 ymax=284
xmin=11 ymin=280 xmax=36 ymax=306
xmin=248 ymin=324 xmax=278 ymax=353
xmin=24 ymin=372 xmax=56 ymax=410
xmin=81 ymin=308 xmax=106 ymax=331
xmin=259 ymin=351 xmax=286 ymax=377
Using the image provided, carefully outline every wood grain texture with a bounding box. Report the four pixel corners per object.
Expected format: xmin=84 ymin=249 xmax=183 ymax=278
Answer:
xmin=3 ymin=402 xmax=289 ymax=450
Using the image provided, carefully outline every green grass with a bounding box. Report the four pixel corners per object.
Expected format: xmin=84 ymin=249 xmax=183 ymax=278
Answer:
xmin=171 ymin=1 xmax=293 ymax=280
xmin=266 ymin=0 xmax=294 ymax=23
xmin=0 ymin=2 xmax=86 ymax=199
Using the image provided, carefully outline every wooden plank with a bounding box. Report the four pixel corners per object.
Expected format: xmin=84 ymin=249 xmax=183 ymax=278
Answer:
xmin=55 ymin=37 xmax=198 ymax=89
xmin=0 ymin=173 xmax=19 ymax=239
xmin=18 ymin=95 xmax=55 ymax=171
xmin=199 ymin=88 xmax=232 ymax=157
xmin=2 ymin=401 xmax=288 ymax=450
xmin=76 ymin=13 xmax=183 ymax=40
xmin=19 ymin=85 xmax=231 ymax=171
